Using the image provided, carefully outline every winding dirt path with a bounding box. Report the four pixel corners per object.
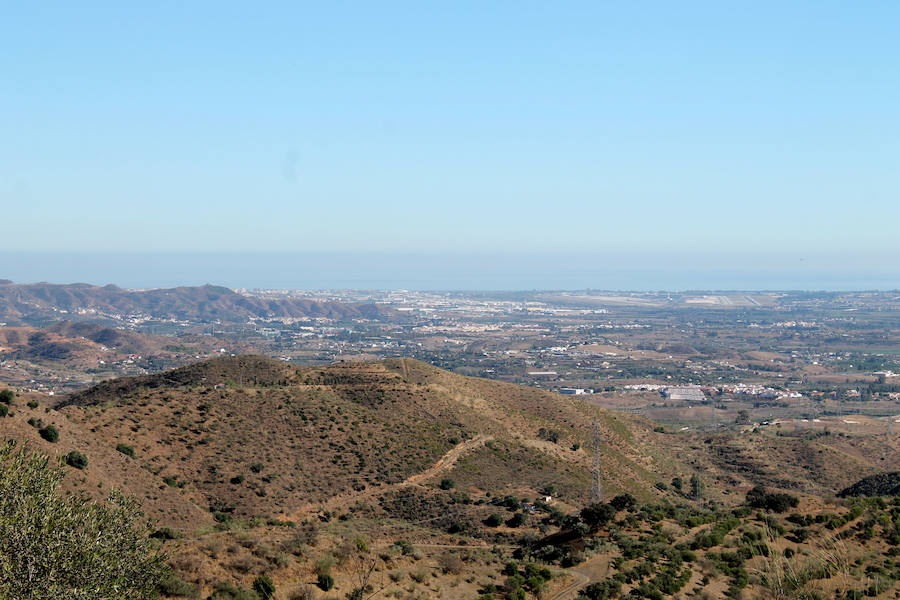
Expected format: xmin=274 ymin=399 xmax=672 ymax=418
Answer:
xmin=287 ymin=434 xmax=492 ymax=520
xmin=547 ymin=553 xmax=613 ymax=600
xmin=548 ymin=570 xmax=591 ymax=600
xmin=399 ymin=434 xmax=492 ymax=488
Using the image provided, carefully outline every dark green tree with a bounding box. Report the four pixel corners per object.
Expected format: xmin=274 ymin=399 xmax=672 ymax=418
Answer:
xmin=580 ymin=503 xmax=616 ymax=531
xmin=252 ymin=575 xmax=275 ymax=600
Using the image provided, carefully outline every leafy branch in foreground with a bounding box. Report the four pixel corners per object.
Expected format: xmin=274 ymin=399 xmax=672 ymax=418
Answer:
xmin=0 ymin=441 xmax=166 ymax=600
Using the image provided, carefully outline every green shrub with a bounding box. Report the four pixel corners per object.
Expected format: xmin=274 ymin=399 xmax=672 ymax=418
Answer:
xmin=149 ymin=526 xmax=181 ymax=540
xmin=485 ymin=513 xmax=504 ymax=527
xmin=439 ymin=478 xmax=454 ymax=490
xmin=157 ymin=573 xmax=199 ymax=598
xmin=209 ymin=581 xmax=260 ymax=599
xmin=537 ymin=428 xmax=560 ymax=443
xmin=27 ymin=399 xmax=39 ymax=409
xmin=252 ymin=575 xmax=275 ymax=600
xmin=0 ymin=390 xmax=13 ymax=404
xmin=317 ymin=573 xmax=334 ymax=591
xmin=394 ymin=540 xmax=416 ymax=556
xmin=38 ymin=425 xmax=59 ymax=443
xmin=0 ymin=441 xmax=165 ymax=599
xmin=507 ymin=512 xmax=526 ymax=527
xmin=64 ymin=451 xmax=88 ymax=469
xmin=0 ymin=405 xmax=7 ymax=418
xmin=609 ymin=494 xmax=637 ymax=512
xmin=116 ymin=443 xmax=136 ymax=458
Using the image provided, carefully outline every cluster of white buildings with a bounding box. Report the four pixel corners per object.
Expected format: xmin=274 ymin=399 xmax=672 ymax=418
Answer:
xmin=559 ymin=387 xmax=594 ymax=395
xmin=720 ymin=383 xmax=802 ymax=400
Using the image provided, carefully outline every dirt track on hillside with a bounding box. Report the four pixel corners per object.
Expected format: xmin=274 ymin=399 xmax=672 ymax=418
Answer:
xmin=547 ymin=553 xmax=612 ymax=600
xmin=288 ymin=434 xmax=492 ymax=520
xmin=399 ymin=434 xmax=492 ymax=487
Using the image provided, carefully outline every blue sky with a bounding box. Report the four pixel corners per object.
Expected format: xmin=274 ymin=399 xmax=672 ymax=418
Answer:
xmin=2 ymin=2 xmax=899 ymax=277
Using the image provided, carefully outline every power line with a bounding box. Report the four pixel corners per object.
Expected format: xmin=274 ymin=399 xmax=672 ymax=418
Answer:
xmin=592 ymin=414 xmax=603 ymax=504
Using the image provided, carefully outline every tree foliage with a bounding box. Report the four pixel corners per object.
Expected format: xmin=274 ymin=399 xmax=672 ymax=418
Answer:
xmin=252 ymin=575 xmax=275 ymax=600
xmin=580 ymin=502 xmax=616 ymax=531
xmin=0 ymin=441 xmax=166 ymax=599
xmin=745 ymin=485 xmax=799 ymax=512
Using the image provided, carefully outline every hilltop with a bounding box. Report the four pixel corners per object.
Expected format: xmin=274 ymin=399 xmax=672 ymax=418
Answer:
xmin=0 ymin=280 xmax=400 ymax=325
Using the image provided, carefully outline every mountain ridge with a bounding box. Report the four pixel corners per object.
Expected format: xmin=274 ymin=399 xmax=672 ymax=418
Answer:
xmin=0 ymin=281 xmax=400 ymax=324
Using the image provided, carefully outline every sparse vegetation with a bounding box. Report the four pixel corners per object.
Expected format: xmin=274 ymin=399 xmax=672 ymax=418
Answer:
xmin=0 ymin=355 xmax=893 ymax=599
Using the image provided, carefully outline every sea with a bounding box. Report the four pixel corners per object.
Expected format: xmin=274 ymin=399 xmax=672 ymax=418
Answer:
xmin=1 ymin=252 xmax=897 ymax=292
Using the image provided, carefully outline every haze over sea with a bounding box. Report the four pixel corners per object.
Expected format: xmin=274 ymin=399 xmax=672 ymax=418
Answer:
xmin=2 ymin=252 xmax=897 ymax=292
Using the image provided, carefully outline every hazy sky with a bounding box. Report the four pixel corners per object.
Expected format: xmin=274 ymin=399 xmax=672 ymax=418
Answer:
xmin=3 ymin=2 xmax=899 ymax=263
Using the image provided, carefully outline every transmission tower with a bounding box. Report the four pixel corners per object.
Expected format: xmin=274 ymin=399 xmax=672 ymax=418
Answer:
xmin=592 ymin=414 xmax=603 ymax=504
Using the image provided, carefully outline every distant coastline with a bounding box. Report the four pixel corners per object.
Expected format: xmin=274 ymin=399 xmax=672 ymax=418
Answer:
xmin=2 ymin=251 xmax=897 ymax=292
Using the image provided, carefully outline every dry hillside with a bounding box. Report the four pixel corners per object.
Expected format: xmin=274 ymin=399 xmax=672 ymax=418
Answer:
xmin=51 ymin=356 xmax=675 ymax=526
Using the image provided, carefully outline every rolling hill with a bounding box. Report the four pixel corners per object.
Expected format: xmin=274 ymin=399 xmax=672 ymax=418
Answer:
xmin=0 ymin=280 xmax=400 ymax=325
xmin=0 ymin=322 xmax=164 ymax=362
xmin=54 ymin=356 xmax=672 ymax=524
